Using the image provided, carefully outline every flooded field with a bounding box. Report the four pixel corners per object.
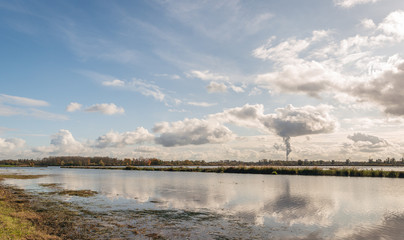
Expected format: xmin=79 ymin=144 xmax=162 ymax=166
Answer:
xmin=1 ymin=167 xmax=403 ymax=239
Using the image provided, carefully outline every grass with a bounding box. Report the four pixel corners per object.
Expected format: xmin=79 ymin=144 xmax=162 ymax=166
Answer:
xmin=121 ymin=166 xmax=404 ymax=178
xmin=0 ymin=174 xmax=48 ymax=180
xmin=57 ymin=190 xmax=98 ymax=197
xmin=0 ymin=186 xmax=60 ymax=240
xmin=39 ymin=183 xmax=62 ymax=189
xmin=0 ymin=165 xmax=19 ymax=168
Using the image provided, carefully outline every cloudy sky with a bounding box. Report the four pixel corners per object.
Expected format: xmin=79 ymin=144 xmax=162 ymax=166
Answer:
xmin=1 ymin=0 xmax=404 ymax=161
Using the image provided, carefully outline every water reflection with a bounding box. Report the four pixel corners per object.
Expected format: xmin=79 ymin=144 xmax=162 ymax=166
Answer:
xmin=263 ymin=180 xmax=335 ymax=227
xmin=1 ymin=167 xmax=404 ymax=239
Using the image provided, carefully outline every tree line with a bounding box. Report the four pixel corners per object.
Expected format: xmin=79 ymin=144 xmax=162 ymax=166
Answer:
xmin=1 ymin=156 xmax=404 ymax=167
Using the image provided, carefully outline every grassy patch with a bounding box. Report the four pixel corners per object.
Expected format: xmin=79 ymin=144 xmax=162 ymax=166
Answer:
xmin=0 ymin=186 xmax=60 ymax=239
xmin=0 ymin=174 xmax=47 ymax=180
xmin=122 ymin=166 xmax=404 ymax=178
xmin=39 ymin=183 xmax=63 ymax=189
xmin=58 ymin=189 xmax=98 ymax=197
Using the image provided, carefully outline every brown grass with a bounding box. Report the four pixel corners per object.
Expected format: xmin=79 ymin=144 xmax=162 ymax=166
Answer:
xmin=58 ymin=190 xmax=98 ymax=197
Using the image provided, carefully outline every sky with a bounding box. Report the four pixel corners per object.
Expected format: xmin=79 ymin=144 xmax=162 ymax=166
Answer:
xmin=1 ymin=0 xmax=404 ymax=161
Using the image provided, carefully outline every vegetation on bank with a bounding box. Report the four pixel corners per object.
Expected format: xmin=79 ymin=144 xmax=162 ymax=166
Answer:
xmin=1 ymin=156 xmax=404 ymax=168
xmin=122 ymin=166 xmax=404 ymax=178
xmin=59 ymin=166 xmax=404 ymax=178
xmin=0 ymin=183 xmax=59 ymax=239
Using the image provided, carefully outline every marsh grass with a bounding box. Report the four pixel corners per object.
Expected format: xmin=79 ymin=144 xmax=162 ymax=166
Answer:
xmin=0 ymin=185 xmax=60 ymax=240
xmin=0 ymin=174 xmax=48 ymax=180
xmin=123 ymin=166 xmax=404 ymax=178
xmin=39 ymin=183 xmax=63 ymax=189
xmin=58 ymin=190 xmax=98 ymax=197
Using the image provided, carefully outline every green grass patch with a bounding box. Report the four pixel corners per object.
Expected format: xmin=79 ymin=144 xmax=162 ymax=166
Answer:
xmin=0 ymin=186 xmax=60 ymax=239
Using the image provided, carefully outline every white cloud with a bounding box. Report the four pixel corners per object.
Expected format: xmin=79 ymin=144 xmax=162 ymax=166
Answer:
xmin=0 ymin=94 xmax=49 ymax=107
xmin=102 ymin=77 xmax=166 ymax=102
xmin=345 ymin=132 xmax=389 ymax=153
xmin=102 ymin=79 xmax=125 ymax=87
xmin=0 ymin=137 xmax=25 ymax=151
xmin=84 ymin=103 xmax=125 ymax=115
xmin=253 ymin=36 xmax=310 ymax=62
xmin=256 ymin=61 xmax=338 ymax=98
xmin=66 ymin=102 xmax=82 ymax=112
xmin=212 ymin=104 xmax=264 ymax=129
xmin=33 ymin=129 xmax=84 ymax=155
xmin=207 ymin=81 xmax=227 ymax=93
xmin=262 ymin=104 xmax=337 ymax=138
xmin=187 ymin=70 xmax=229 ymax=81
xmin=154 ymin=73 xmax=181 ymax=80
xmin=153 ymin=118 xmax=235 ymax=147
xmin=0 ymin=94 xmax=68 ymax=120
xmin=249 ymin=87 xmax=262 ymax=96
xmin=252 ymin=11 xmax=404 ymax=115
xmin=351 ymin=61 xmax=404 ymax=115
xmin=334 ymin=0 xmax=380 ymax=8
xmin=187 ymin=101 xmax=217 ymax=107
xmin=378 ymin=10 xmax=404 ymax=39
xmin=129 ymin=79 xmax=165 ymax=101
xmin=230 ymin=84 xmax=245 ymax=93
xmin=361 ymin=19 xmax=376 ymax=29
xmin=94 ymin=127 xmax=154 ymax=148
xmin=213 ymin=104 xmax=336 ymax=137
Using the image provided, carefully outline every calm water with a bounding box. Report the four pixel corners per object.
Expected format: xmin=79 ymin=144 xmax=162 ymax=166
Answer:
xmin=1 ymin=167 xmax=403 ymax=239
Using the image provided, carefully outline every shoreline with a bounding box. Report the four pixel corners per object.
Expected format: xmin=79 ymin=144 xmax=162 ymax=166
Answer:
xmin=60 ymin=166 xmax=404 ymax=178
xmin=0 ymin=182 xmax=61 ymax=239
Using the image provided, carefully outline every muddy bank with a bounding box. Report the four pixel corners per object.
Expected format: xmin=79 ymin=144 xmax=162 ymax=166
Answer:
xmin=0 ymin=177 xmax=150 ymax=239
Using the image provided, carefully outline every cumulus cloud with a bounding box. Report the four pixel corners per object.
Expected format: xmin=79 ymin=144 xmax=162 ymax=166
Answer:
xmin=84 ymin=103 xmax=125 ymax=115
xmin=153 ymin=118 xmax=234 ymax=147
xmin=262 ymin=105 xmax=336 ymax=137
xmin=361 ymin=19 xmax=376 ymax=29
xmin=212 ymin=104 xmax=336 ymax=160
xmin=213 ymin=104 xmax=264 ymax=129
xmin=334 ymin=0 xmax=380 ymax=8
xmin=213 ymin=104 xmax=337 ymax=137
xmin=378 ymin=10 xmax=404 ymax=40
xmin=346 ymin=132 xmax=389 ymax=152
xmin=256 ymin=61 xmax=338 ymax=98
xmin=351 ymin=62 xmax=404 ymax=115
xmin=252 ymin=11 xmax=404 ymax=115
xmin=0 ymin=137 xmax=25 ymax=151
xmin=207 ymin=81 xmax=227 ymax=93
xmin=94 ymin=127 xmax=154 ymax=148
xmin=66 ymin=102 xmax=82 ymax=112
xmin=33 ymin=129 xmax=84 ymax=154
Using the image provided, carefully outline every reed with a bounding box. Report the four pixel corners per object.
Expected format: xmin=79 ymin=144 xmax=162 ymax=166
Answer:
xmin=123 ymin=166 xmax=404 ymax=178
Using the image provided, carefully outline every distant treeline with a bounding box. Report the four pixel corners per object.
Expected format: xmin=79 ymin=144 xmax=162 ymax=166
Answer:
xmin=1 ymin=156 xmax=404 ymax=167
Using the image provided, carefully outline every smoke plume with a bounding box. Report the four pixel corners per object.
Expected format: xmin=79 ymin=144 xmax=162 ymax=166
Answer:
xmin=283 ymin=136 xmax=292 ymax=160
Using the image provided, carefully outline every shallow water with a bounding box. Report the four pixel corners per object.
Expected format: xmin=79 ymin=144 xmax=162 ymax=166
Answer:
xmin=1 ymin=167 xmax=403 ymax=239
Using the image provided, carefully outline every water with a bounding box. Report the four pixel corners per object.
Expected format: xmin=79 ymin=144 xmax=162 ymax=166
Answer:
xmin=1 ymin=167 xmax=403 ymax=239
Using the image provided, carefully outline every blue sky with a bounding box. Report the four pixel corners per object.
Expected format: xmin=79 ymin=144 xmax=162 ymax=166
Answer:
xmin=1 ymin=0 xmax=404 ymax=161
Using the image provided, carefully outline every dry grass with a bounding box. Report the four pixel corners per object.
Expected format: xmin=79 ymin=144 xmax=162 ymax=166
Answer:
xmin=0 ymin=174 xmax=48 ymax=180
xmin=57 ymin=190 xmax=98 ymax=197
